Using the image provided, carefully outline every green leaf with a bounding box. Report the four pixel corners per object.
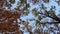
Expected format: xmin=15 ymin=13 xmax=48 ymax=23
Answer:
xmin=32 ymin=8 xmax=38 ymax=16
xmin=44 ymin=31 xmax=48 ymax=34
xmin=20 ymin=0 xmax=26 ymax=4
xmin=9 ymin=0 xmax=15 ymax=4
xmin=36 ymin=19 xmax=40 ymax=26
xmin=26 ymin=3 xmax=30 ymax=9
xmin=38 ymin=16 xmax=42 ymax=20
xmin=23 ymin=3 xmax=30 ymax=10
xmin=24 ymin=11 xmax=29 ymax=16
xmin=20 ymin=0 xmax=24 ymax=4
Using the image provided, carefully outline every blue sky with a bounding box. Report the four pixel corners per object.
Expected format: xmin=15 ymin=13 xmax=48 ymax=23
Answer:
xmin=11 ymin=0 xmax=60 ymax=34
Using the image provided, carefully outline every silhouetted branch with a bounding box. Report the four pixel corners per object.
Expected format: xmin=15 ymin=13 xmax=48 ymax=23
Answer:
xmin=39 ymin=12 xmax=60 ymax=23
xmin=40 ymin=21 xmax=60 ymax=24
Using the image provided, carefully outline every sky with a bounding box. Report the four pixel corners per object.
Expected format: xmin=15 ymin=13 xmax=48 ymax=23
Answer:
xmin=11 ymin=0 xmax=60 ymax=34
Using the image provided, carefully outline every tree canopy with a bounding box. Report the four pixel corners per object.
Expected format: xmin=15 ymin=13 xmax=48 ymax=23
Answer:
xmin=0 ymin=0 xmax=60 ymax=34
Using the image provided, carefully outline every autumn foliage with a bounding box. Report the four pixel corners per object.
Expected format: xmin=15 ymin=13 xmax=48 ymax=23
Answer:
xmin=0 ymin=8 xmax=23 ymax=34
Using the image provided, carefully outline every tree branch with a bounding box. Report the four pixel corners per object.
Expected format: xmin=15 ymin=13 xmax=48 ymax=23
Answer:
xmin=40 ymin=21 xmax=60 ymax=24
xmin=39 ymin=12 xmax=60 ymax=22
